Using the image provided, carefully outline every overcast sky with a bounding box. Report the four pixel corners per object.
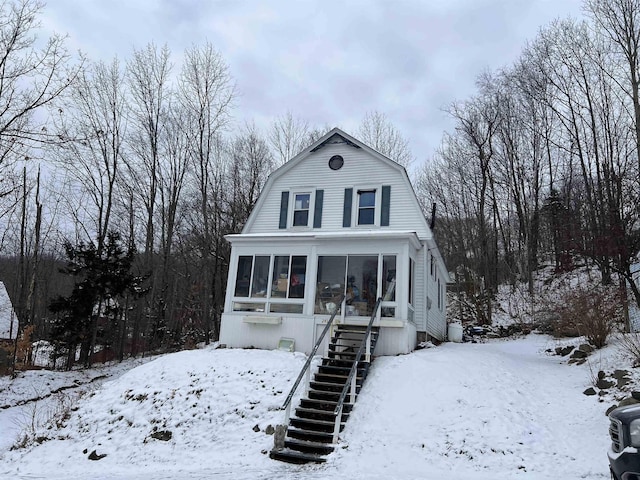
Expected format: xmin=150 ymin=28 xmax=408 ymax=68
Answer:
xmin=41 ymin=0 xmax=584 ymax=166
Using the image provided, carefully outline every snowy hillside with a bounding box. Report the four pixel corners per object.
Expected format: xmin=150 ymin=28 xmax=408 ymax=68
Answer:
xmin=0 ymin=336 xmax=614 ymax=479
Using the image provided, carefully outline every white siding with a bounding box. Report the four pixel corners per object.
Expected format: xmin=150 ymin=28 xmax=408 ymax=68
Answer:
xmin=425 ymin=259 xmax=447 ymax=340
xmin=248 ymin=143 xmax=431 ymax=239
xmin=413 ymin=246 xmax=426 ymax=331
xmin=372 ymin=323 xmax=417 ymax=355
xmin=220 ymin=313 xmax=317 ymax=354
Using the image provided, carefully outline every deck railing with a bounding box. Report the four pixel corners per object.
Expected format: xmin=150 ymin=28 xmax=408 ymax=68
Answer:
xmin=280 ymin=294 xmax=345 ymax=428
xmin=332 ymin=297 xmax=382 ymax=443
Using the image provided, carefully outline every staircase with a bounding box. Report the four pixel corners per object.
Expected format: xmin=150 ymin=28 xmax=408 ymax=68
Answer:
xmin=270 ymin=324 xmax=380 ymax=464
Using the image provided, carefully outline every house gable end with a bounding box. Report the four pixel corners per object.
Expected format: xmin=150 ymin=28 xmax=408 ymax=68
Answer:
xmin=241 ymin=128 xmax=435 ymax=242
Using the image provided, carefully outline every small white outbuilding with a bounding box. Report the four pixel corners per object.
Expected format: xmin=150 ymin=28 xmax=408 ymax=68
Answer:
xmin=219 ymin=128 xmax=449 ymax=356
xmin=0 ymin=281 xmax=17 ymax=340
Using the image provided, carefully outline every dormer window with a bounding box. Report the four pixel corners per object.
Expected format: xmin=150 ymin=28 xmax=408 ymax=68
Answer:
xmin=357 ymin=190 xmax=376 ymax=225
xmin=293 ymin=193 xmax=310 ymax=226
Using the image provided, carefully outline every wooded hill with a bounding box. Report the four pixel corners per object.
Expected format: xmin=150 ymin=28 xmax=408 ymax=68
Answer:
xmin=2 ymin=0 xmax=639 ymax=369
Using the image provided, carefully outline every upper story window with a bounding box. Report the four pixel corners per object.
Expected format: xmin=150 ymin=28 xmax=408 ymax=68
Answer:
xmin=343 ymin=186 xmax=389 ymax=228
xmin=280 ymin=190 xmax=323 ymax=229
xmin=293 ymin=193 xmax=310 ymax=226
xmin=357 ymin=190 xmax=376 ymax=225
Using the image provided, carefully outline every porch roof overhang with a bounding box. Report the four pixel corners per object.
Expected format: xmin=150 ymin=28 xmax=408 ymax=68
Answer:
xmin=225 ymin=230 xmax=423 ymax=250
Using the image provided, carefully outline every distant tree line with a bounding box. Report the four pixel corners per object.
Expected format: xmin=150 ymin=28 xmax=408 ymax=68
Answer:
xmin=415 ymin=0 xmax=640 ymax=326
xmin=0 ymin=0 xmax=413 ymax=370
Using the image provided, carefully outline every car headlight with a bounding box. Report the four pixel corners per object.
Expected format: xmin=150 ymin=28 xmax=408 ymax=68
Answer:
xmin=630 ymin=419 xmax=640 ymax=447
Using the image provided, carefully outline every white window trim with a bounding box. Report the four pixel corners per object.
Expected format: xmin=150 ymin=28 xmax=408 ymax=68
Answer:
xmin=408 ymin=258 xmax=415 ymax=307
xmin=353 ymin=186 xmax=380 ymax=227
xmin=290 ymin=190 xmax=315 ymax=228
xmin=380 ymin=254 xmax=398 ymax=315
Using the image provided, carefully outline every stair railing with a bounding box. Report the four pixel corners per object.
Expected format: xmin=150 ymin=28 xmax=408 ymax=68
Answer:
xmin=332 ymin=297 xmax=382 ymax=444
xmin=280 ymin=294 xmax=345 ymax=429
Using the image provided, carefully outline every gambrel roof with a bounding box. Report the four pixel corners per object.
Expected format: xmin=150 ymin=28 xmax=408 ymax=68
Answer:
xmin=243 ymin=128 xmax=423 ymax=233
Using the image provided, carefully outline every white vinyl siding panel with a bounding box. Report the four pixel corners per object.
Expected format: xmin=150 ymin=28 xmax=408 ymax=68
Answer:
xmin=220 ymin=313 xmax=317 ymax=353
xmin=413 ymin=247 xmax=426 ymax=331
xmin=426 ymin=261 xmax=447 ymax=340
xmin=247 ymin=144 xmax=430 ymax=238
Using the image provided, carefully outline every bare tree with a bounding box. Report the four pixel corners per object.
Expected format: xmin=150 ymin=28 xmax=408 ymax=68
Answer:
xmin=269 ymin=111 xmax=311 ymax=166
xmin=358 ymin=111 xmax=414 ymax=168
xmin=125 ymin=42 xmax=172 ymax=259
xmin=229 ymin=122 xmax=274 ymax=226
xmin=586 ymin=0 xmax=640 ymax=170
xmin=177 ymin=42 xmax=235 ymax=344
xmin=142 ymin=102 xmax=192 ymax=353
xmin=0 ymin=0 xmax=80 ymax=183
xmin=123 ymin=43 xmax=174 ymax=353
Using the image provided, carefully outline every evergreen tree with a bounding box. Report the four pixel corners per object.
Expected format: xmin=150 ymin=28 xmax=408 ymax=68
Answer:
xmin=49 ymin=231 xmax=146 ymax=369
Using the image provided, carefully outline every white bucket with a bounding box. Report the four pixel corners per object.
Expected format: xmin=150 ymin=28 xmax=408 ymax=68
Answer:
xmin=448 ymin=323 xmax=463 ymax=343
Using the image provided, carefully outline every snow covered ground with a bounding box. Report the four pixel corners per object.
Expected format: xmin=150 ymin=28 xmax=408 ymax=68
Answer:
xmin=0 ymin=335 xmax=615 ymax=479
xmin=0 ymin=355 xmax=158 ymax=453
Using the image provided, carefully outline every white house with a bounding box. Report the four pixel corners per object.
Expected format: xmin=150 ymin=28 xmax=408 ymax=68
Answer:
xmin=219 ymin=128 xmax=449 ymax=356
xmin=0 ymin=281 xmax=17 ymax=340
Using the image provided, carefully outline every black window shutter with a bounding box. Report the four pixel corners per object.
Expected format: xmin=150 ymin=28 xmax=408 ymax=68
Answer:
xmin=381 ymin=185 xmax=391 ymax=226
xmin=313 ymin=189 xmax=324 ymax=228
xmin=343 ymin=188 xmax=353 ymax=227
xmin=279 ymin=191 xmax=289 ymax=229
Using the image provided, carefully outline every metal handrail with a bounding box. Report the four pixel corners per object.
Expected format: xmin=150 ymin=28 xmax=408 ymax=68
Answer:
xmin=332 ymin=297 xmax=382 ymax=443
xmin=281 ymin=294 xmax=345 ymax=417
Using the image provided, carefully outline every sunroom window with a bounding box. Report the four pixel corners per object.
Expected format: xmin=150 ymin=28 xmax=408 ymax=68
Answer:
xmin=293 ymin=193 xmax=310 ymax=226
xmin=315 ymin=254 xmax=396 ymax=318
xmin=381 ymin=255 xmax=397 ymax=318
xmin=233 ymin=255 xmax=307 ymax=313
xmin=409 ymin=258 xmax=415 ymax=306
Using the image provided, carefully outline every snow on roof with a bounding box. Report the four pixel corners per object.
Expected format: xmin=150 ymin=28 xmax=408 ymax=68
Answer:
xmin=0 ymin=281 xmax=17 ymax=340
xmin=226 ymin=229 xmax=423 ymax=247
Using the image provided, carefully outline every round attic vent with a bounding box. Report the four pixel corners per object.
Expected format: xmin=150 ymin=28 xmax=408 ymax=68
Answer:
xmin=328 ymin=155 xmax=344 ymax=170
